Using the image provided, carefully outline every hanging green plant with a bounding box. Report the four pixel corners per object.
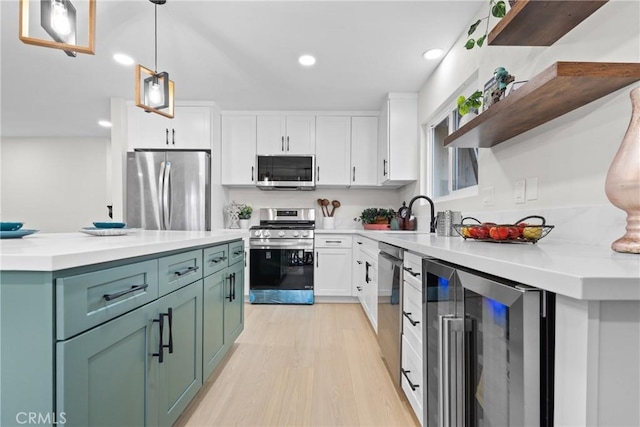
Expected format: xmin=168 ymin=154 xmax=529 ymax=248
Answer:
xmin=464 ymin=0 xmax=507 ymax=50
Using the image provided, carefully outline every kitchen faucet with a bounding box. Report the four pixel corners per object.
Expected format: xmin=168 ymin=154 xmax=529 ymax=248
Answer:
xmin=408 ymin=195 xmax=436 ymax=233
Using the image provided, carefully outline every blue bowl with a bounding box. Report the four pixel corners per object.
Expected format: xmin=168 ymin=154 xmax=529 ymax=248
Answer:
xmin=0 ymin=222 xmax=24 ymax=231
xmin=93 ymin=222 xmax=126 ymax=229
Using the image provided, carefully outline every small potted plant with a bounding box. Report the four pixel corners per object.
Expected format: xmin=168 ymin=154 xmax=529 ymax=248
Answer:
xmin=464 ymin=0 xmax=507 ymax=50
xmin=238 ymin=204 xmax=253 ymax=229
xmin=457 ymin=90 xmax=483 ymax=126
xmin=355 ymin=208 xmax=396 ymax=230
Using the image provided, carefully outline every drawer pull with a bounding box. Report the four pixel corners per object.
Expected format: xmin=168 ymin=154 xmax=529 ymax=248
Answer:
xmin=403 ymin=266 xmax=421 ymax=278
xmin=324 ymin=240 xmax=343 ymax=244
xmin=356 ymin=260 xmax=363 ymax=265
xmin=210 ymin=256 xmax=227 ymax=264
xmin=153 ymin=312 xmax=165 ymax=363
xmin=365 ymin=261 xmax=371 ymax=283
xmin=165 ymin=308 xmax=174 ymax=354
xmin=103 ymin=283 xmax=149 ymax=301
xmin=356 ymin=241 xmax=363 ymax=245
xmin=357 ymin=286 xmax=362 ymax=291
xmin=174 ymin=266 xmax=200 ymax=277
xmin=232 ymin=250 xmax=243 ymax=256
xmin=401 ymin=368 xmax=420 ymax=391
xmin=403 ymin=310 xmax=420 ymax=326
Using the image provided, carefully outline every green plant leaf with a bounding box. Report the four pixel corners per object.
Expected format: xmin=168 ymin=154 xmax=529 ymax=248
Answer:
xmin=477 ymin=35 xmax=486 ymax=47
xmin=464 ymin=39 xmax=475 ymax=50
xmin=457 ymin=96 xmax=466 ymax=107
xmin=467 ymin=20 xmax=481 ymax=36
xmin=492 ymin=0 xmax=506 ymax=17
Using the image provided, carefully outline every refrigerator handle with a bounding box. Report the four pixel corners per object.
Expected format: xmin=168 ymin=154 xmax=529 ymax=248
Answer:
xmin=440 ymin=314 xmax=466 ymax=427
xmin=158 ymin=161 xmax=166 ymax=229
xmin=162 ymin=161 xmax=172 ymax=230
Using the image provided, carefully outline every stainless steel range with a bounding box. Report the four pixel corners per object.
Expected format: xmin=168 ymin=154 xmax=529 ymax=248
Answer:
xmin=249 ymin=208 xmax=315 ymax=304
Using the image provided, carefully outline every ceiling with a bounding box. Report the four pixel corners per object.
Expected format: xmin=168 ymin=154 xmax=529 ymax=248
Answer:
xmin=0 ymin=0 xmax=482 ymax=138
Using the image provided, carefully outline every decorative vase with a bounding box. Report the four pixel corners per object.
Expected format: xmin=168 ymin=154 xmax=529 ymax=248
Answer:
xmin=605 ymin=87 xmax=640 ymax=253
xmin=239 ymin=219 xmax=250 ymax=229
xmin=459 ymin=111 xmax=478 ymax=127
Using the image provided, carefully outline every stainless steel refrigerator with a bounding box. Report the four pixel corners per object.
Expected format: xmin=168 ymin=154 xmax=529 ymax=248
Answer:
xmin=126 ymin=150 xmax=211 ymax=231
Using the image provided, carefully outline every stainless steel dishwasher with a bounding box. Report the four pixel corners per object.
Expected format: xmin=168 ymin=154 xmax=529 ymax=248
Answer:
xmin=377 ymin=242 xmax=404 ymax=386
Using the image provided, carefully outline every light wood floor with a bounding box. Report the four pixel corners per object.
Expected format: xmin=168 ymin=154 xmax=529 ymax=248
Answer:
xmin=176 ymin=303 xmax=419 ymax=427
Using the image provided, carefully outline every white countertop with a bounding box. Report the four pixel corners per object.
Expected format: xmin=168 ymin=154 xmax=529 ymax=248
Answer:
xmin=0 ymin=230 xmax=249 ymax=272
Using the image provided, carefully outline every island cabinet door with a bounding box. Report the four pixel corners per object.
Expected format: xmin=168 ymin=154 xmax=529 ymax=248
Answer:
xmin=203 ymin=269 xmax=226 ymax=381
xmin=225 ymin=260 xmax=245 ymax=343
xmin=157 ymin=280 xmax=203 ymax=427
xmin=56 ymin=301 xmax=159 ymax=427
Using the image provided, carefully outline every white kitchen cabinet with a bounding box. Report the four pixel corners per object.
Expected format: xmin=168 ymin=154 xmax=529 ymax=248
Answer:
xmin=221 ymin=116 xmax=257 ymax=185
xmin=352 ymin=238 xmax=364 ymax=301
xmin=360 ymin=242 xmax=379 ymax=332
xmin=257 ymin=115 xmax=315 ymax=155
xmin=314 ymin=235 xmax=352 ymax=297
xmin=350 ymin=116 xmax=379 ymax=186
xmin=378 ymin=93 xmax=418 ymax=185
xmin=315 ymin=116 xmax=351 ymax=187
xmin=127 ymin=105 xmax=212 ymax=151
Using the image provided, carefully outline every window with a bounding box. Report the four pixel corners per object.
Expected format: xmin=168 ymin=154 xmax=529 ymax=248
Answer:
xmin=430 ymin=108 xmax=478 ymax=198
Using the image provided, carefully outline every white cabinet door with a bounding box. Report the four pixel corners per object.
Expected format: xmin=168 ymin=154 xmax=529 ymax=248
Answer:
xmin=256 ymin=116 xmax=286 ymax=154
xmin=221 ymin=116 xmax=256 ymax=185
xmin=352 ymin=239 xmax=364 ymax=299
xmin=314 ymin=248 xmax=352 ymax=297
xmin=285 ymin=116 xmax=315 ymax=154
xmin=316 ymin=116 xmax=351 ymax=187
xmin=127 ymin=105 xmax=211 ymax=151
xmin=351 ymin=116 xmax=379 ymax=186
xmin=378 ymin=94 xmax=418 ymax=185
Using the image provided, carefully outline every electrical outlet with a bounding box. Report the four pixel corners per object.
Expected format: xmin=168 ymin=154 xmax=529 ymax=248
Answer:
xmin=515 ymin=179 xmax=526 ymax=204
xmin=526 ymin=177 xmax=538 ymax=200
xmin=483 ymin=187 xmax=495 ymax=206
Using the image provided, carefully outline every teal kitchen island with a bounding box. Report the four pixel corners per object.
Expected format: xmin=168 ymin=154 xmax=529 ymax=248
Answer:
xmin=0 ymin=230 xmax=248 ymax=427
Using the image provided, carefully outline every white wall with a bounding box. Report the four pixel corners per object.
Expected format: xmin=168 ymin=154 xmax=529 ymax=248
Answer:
xmin=226 ymin=187 xmax=401 ymax=230
xmin=0 ymin=137 xmax=110 ymax=232
xmin=403 ymin=0 xmax=640 ymax=220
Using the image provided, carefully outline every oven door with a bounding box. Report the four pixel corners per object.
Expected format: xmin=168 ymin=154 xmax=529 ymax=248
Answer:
xmin=249 ymin=239 xmax=314 ymax=304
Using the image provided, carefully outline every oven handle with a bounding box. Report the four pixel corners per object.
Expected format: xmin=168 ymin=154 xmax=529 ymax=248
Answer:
xmin=250 ymin=241 xmax=314 ymax=250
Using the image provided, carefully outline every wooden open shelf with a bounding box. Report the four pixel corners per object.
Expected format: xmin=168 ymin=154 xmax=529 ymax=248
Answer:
xmin=488 ymin=0 xmax=608 ymax=46
xmin=444 ymin=62 xmax=640 ymax=148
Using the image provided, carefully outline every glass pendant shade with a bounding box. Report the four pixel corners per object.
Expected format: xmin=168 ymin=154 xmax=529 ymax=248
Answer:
xmin=19 ymin=0 xmax=95 ymax=56
xmin=136 ymin=65 xmax=174 ymax=119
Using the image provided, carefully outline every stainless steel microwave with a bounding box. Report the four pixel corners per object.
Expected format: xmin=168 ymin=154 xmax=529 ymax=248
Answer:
xmin=255 ymin=155 xmax=315 ymax=191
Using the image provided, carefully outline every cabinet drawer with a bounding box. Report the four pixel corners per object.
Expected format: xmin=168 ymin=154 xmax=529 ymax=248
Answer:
xmin=403 ymin=251 xmax=422 ymax=291
xmin=228 ymin=240 xmax=245 ymax=265
xmin=56 ymin=260 xmax=159 ymax=340
xmin=401 ymin=335 xmax=424 ymax=424
xmin=159 ymin=250 xmax=203 ymax=296
xmin=402 ymin=281 xmax=423 ymax=356
xmin=316 ymin=235 xmax=352 ymax=248
xmin=203 ymin=244 xmax=229 ymax=277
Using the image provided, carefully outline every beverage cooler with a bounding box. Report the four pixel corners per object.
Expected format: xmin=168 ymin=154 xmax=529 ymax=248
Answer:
xmin=423 ymin=258 xmax=555 ymax=427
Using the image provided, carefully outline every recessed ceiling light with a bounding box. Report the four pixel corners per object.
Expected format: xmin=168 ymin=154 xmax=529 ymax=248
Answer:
xmin=422 ymin=49 xmax=444 ymax=60
xmin=298 ymin=55 xmax=316 ymax=67
xmin=98 ymin=120 xmax=112 ymax=128
xmin=113 ymin=53 xmax=134 ymax=66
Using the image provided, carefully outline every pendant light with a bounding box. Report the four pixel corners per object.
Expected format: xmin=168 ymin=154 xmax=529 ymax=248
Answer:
xmin=135 ymin=0 xmax=175 ymax=118
xmin=19 ymin=0 xmax=96 ymax=56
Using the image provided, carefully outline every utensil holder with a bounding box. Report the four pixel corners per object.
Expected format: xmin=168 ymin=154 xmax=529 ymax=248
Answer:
xmin=322 ymin=217 xmax=335 ymax=230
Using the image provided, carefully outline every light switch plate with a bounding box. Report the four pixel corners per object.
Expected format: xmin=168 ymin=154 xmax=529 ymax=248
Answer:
xmin=515 ymin=179 xmax=526 ymax=204
xmin=526 ymin=177 xmax=538 ymax=200
xmin=483 ymin=187 xmax=495 ymax=206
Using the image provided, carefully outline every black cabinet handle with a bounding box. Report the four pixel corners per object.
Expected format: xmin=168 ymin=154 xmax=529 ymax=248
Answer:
xmin=210 ymin=256 xmax=227 ymax=264
xmin=103 ymin=283 xmax=149 ymax=301
xmin=233 ymin=250 xmax=243 ymax=256
xmin=403 ymin=311 xmax=420 ymax=326
xmin=165 ymin=308 xmax=174 ymax=354
xmin=281 ymin=136 xmax=284 ymax=151
xmin=286 ymin=136 xmax=290 ymax=151
xmin=316 ymin=252 xmax=319 ymax=268
xmin=231 ymin=272 xmax=236 ymax=301
xmin=383 ymin=159 xmax=387 ymax=176
xmin=251 ymin=166 xmax=254 ymax=181
xmin=365 ymin=261 xmax=371 ymax=283
xmin=317 ymin=166 xmax=320 ymax=182
xmin=356 ymin=260 xmax=363 ymax=265
xmin=227 ymin=274 xmax=233 ymax=301
xmin=153 ymin=313 xmax=165 ymax=363
xmin=172 ymin=129 xmax=176 ymax=145
xmin=403 ymin=266 xmax=421 ymax=278
xmin=174 ymin=265 xmax=200 ymax=277
xmin=356 ymin=241 xmax=363 ymax=245
xmin=401 ymin=368 xmax=419 ymax=391
xmin=357 ymin=286 xmax=362 ymax=291
xmin=325 ymin=240 xmax=343 ymax=244
xmin=353 ymin=166 xmax=356 ymax=182
xmin=165 ymin=128 xmax=169 ymax=145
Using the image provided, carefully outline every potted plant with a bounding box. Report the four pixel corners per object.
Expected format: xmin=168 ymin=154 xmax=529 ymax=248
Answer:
xmin=464 ymin=0 xmax=507 ymax=50
xmin=457 ymin=90 xmax=483 ymax=126
xmin=238 ymin=204 xmax=252 ymax=229
xmin=356 ymin=208 xmax=396 ymax=230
